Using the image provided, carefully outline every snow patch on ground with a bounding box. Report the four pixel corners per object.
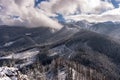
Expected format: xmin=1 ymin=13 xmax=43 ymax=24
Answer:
xmin=3 ymin=41 xmax=15 ymax=47
xmin=49 ymin=45 xmax=75 ymax=59
xmin=0 ymin=66 xmax=28 ymax=80
xmin=58 ymin=71 xmax=66 ymax=80
xmin=25 ymin=33 xmax=32 ymax=36
xmin=0 ymin=48 xmax=39 ymax=60
xmin=0 ymin=48 xmax=40 ymax=68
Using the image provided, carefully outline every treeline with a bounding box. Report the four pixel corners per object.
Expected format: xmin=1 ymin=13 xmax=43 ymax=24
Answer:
xmin=21 ymin=57 xmax=108 ymax=80
xmin=52 ymin=58 xmax=107 ymax=80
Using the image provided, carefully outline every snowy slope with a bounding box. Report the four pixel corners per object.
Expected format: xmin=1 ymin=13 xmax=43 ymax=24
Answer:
xmin=0 ymin=67 xmax=28 ymax=80
xmin=0 ymin=48 xmax=39 ymax=68
xmin=0 ymin=48 xmax=39 ymax=60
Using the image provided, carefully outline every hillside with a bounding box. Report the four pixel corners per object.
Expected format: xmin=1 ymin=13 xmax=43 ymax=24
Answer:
xmin=0 ymin=25 xmax=120 ymax=80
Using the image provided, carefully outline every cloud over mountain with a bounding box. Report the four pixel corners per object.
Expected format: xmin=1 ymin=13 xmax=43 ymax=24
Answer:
xmin=39 ymin=0 xmax=114 ymax=15
xmin=64 ymin=5 xmax=120 ymax=23
xmin=0 ymin=0 xmax=63 ymax=29
xmin=0 ymin=0 xmax=120 ymax=26
xmin=38 ymin=0 xmax=120 ymax=23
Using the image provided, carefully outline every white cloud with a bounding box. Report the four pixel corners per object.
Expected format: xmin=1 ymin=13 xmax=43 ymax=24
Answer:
xmin=38 ymin=0 xmax=120 ymax=23
xmin=65 ymin=12 xmax=120 ymax=23
xmin=39 ymin=0 xmax=114 ymax=16
xmin=0 ymin=0 xmax=119 ymax=27
xmin=0 ymin=0 xmax=63 ymax=30
xmin=101 ymin=7 xmax=120 ymax=15
xmin=64 ymin=1 xmax=120 ymax=23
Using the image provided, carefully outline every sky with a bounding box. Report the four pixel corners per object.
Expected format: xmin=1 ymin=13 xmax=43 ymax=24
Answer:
xmin=36 ymin=0 xmax=120 ymax=22
xmin=0 ymin=0 xmax=63 ymax=29
xmin=0 ymin=0 xmax=120 ymax=28
xmin=111 ymin=0 xmax=120 ymax=8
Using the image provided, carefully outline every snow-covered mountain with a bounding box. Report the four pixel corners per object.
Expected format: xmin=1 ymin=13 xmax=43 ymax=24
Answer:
xmin=1 ymin=0 xmax=120 ymax=80
xmin=65 ymin=20 xmax=120 ymax=40
xmin=0 ymin=24 xmax=120 ymax=79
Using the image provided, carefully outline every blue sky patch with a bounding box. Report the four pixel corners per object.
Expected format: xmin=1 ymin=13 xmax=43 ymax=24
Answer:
xmin=35 ymin=0 xmax=46 ymax=7
xmin=111 ymin=0 xmax=119 ymax=8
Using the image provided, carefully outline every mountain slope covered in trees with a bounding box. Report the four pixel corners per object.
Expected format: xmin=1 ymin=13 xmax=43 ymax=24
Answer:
xmin=0 ymin=24 xmax=120 ymax=80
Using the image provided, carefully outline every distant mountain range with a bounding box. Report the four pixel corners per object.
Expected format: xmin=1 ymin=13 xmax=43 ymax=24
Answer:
xmin=0 ymin=21 xmax=120 ymax=80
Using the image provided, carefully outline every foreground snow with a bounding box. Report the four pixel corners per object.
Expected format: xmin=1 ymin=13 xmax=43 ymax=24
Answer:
xmin=0 ymin=48 xmax=39 ymax=68
xmin=0 ymin=66 xmax=28 ymax=80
